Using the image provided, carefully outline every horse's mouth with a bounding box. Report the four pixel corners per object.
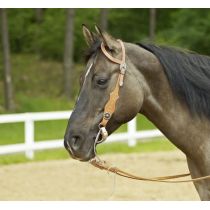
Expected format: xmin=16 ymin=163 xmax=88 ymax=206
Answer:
xmin=77 ymin=134 xmax=105 ymax=162
xmin=64 ymin=137 xmax=97 ymax=162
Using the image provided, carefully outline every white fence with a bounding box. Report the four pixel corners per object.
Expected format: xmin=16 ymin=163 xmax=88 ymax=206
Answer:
xmin=0 ymin=111 xmax=163 ymax=159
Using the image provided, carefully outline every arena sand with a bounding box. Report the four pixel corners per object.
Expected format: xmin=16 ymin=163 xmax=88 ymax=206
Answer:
xmin=0 ymin=150 xmax=199 ymax=200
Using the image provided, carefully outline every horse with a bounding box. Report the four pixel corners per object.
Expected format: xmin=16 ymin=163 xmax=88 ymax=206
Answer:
xmin=64 ymin=25 xmax=210 ymax=200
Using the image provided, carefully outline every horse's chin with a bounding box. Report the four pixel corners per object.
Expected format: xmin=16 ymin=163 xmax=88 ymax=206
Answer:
xmin=74 ymin=150 xmax=96 ymax=162
xmin=64 ymin=140 xmax=96 ymax=162
xmin=79 ymin=154 xmax=95 ymax=162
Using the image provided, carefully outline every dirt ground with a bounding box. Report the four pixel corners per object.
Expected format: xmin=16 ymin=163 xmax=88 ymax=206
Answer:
xmin=0 ymin=150 xmax=200 ymax=201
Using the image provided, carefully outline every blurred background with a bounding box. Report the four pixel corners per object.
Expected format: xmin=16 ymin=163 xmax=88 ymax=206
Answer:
xmin=0 ymin=8 xmax=205 ymax=200
xmin=0 ymin=8 xmax=210 ymax=165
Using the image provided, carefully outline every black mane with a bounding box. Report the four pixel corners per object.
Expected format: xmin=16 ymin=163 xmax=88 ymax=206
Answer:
xmin=138 ymin=43 xmax=210 ymax=119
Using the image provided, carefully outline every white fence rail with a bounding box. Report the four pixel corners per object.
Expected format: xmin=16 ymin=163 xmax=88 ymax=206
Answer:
xmin=0 ymin=111 xmax=163 ymax=159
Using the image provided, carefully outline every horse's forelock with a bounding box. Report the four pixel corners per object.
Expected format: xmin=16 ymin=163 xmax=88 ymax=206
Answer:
xmin=85 ymin=39 xmax=102 ymax=62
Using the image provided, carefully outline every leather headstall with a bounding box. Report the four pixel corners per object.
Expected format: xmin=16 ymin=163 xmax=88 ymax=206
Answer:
xmin=95 ymin=39 xmax=126 ymax=144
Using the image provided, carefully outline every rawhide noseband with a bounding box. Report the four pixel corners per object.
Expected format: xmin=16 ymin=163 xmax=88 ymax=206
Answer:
xmin=94 ymin=39 xmax=126 ymax=144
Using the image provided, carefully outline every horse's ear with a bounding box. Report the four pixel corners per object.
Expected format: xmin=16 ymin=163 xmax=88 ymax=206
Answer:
xmin=82 ymin=24 xmax=95 ymax=47
xmin=94 ymin=25 xmax=119 ymax=50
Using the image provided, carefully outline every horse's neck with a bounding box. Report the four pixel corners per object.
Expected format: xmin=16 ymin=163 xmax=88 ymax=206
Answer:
xmin=127 ymin=43 xmax=210 ymax=156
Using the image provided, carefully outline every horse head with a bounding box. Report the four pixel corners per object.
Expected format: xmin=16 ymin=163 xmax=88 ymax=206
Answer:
xmin=64 ymin=25 xmax=145 ymax=161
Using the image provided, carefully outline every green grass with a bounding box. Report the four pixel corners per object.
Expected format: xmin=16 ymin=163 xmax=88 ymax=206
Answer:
xmin=35 ymin=120 xmax=68 ymax=141
xmin=0 ymin=120 xmax=69 ymax=145
xmin=97 ymin=138 xmax=176 ymax=154
xmin=0 ymin=138 xmax=177 ymax=165
xmin=0 ymin=122 xmax=24 ymax=145
xmin=16 ymin=94 xmax=74 ymax=113
xmin=0 ymin=149 xmax=69 ymax=165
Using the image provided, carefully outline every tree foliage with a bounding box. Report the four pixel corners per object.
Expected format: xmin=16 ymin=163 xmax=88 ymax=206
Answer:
xmin=4 ymin=8 xmax=210 ymax=61
xmin=166 ymin=9 xmax=210 ymax=55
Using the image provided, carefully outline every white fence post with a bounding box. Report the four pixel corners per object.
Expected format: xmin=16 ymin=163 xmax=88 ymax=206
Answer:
xmin=127 ymin=117 xmax=137 ymax=147
xmin=24 ymin=114 xmax=34 ymax=159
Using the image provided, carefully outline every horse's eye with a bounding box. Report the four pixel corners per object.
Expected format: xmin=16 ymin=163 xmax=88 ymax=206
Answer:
xmin=97 ymin=78 xmax=108 ymax=86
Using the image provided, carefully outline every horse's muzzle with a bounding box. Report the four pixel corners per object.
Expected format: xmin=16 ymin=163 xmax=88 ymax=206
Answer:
xmin=64 ymin=134 xmax=96 ymax=161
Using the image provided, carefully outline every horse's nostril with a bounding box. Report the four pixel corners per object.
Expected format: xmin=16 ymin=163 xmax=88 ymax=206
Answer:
xmin=71 ymin=135 xmax=83 ymax=149
xmin=72 ymin=135 xmax=80 ymax=143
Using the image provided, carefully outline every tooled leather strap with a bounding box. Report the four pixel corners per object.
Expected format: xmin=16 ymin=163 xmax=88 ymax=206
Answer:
xmin=100 ymin=75 xmax=120 ymax=127
xmin=100 ymin=40 xmax=126 ymax=128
